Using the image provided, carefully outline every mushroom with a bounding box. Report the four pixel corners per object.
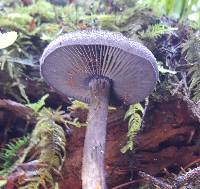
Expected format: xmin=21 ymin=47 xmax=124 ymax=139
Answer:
xmin=40 ymin=30 xmax=158 ymax=189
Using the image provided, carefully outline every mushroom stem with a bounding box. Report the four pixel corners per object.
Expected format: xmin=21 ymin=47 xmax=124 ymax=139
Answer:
xmin=82 ymin=78 xmax=110 ymax=189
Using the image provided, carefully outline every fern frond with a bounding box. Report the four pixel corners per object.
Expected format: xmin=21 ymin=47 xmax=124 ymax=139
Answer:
xmin=139 ymin=23 xmax=177 ymax=39
xmin=15 ymin=107 xmax=66 ymax=189
xmin=121 ymin=103 xmax=144 ymax=153
xmin=0 ymin=135 xmax=30 ymax=175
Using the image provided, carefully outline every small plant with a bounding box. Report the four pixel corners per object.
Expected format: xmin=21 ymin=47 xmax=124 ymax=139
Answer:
xmin=121 ymin=103 xmax=144 ymax=153
xmin=26 ymin=94 xmax=49 ymax=112
xmin=0 ymin=135 xmax=30 ymax=176
xmin=181 ymin=36 xmax=200 ymax=102
xmin=139 ymin=23 xmax=177 ymax=39
xmin=15 ymin=108 xmax=66 ymax=189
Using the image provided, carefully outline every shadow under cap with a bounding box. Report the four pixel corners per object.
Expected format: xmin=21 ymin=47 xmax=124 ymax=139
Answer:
xmin=40 ymin=30 xmax=159 ymax=105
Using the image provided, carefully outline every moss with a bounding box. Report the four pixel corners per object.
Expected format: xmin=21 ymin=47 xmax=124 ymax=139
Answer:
xmin=0 ymin=18 xmax=28 ymax=34
xmin=121 ymin=103 xmax=144 ymax=153
xmin=16 ymin=0 xmax=56 ymax=21
xmin=17 ymin=108 xmax=66 ymax=188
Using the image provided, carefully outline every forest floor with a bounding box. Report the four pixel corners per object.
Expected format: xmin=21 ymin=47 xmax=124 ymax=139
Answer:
xmin=0 ymin=0 xmax=200 ymax=189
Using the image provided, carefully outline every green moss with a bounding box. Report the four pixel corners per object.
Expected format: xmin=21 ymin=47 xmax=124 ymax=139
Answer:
xmin=17 ymin=108 xmax=66 ymax=189
xmin=16 ymin=0 xmax=55 ymax=21
xmin=0 ymin=18 xmax=28 ymax=34
xmin=139 ymin=23 xmax=177 ymax=39
xmin=121 ymin=103 xmax=144 ymax=153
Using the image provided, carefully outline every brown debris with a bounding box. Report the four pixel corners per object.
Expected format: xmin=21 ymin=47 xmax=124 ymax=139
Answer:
xmin=139 ymin=166 xmax=200 ymax=189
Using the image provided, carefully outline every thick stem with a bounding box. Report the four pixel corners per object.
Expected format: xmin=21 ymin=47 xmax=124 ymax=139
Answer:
xmin=82 ymin=78 xmax=110 ymax=189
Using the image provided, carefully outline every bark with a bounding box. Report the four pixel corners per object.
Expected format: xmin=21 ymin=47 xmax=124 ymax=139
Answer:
xmin=0 ymin=99 xmax=35 ymax=122
xmin=82 ymin=78 xmax=110 ymax=189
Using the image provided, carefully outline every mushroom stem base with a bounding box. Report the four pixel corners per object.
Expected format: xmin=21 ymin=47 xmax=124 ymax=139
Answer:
xmin=82 ymin=78 xmax=110 ymax=189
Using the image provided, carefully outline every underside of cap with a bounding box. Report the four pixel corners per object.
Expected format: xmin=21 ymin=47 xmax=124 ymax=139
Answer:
xmin=40 ymin=30 xmax=159 ymax=105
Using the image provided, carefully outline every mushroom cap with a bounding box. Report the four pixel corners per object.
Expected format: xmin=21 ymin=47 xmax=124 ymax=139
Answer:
xmin=40 ymin=30 xmax=158 ymax=105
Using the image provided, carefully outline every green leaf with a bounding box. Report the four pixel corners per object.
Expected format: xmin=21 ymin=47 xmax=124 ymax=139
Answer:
xmin=26 ymin=94 xmax=49 ymax=112
xmin=68 ymin=100 xmax=88 ymax=111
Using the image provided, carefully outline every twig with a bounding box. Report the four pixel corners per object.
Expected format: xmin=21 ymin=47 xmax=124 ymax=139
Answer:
xmin=139 ymin=166 xmax=200 ymax=189
xmin=138 ymin=171 xmax=173 ymax=189
xmin=112 ymin=179 xmax=144 ymax=189
xmin=181 ymin=72 xmax=190 ymax=97
xmin=184 ymin=158 xmax=200 ymax=170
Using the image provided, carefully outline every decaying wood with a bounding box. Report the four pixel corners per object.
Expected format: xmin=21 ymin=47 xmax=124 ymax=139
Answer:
xmin=139 ymin=166 xmax=200 ymax=188
xmin=0 ymin=95 xmax=200 ymax=188
xmin=174 ymin=166 xmax=200 ymax=188
xmin=139 ymin=171 xmax=173 ymax=189
xmin=59 ymin=95 xmax=200 ymax=189
xmin=0 ymin=99 xmax=35 ymax=122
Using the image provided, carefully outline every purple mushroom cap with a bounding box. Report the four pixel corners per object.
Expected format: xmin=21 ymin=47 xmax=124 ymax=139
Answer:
xmin=40 ymin=30 xmax=158 ymax=105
